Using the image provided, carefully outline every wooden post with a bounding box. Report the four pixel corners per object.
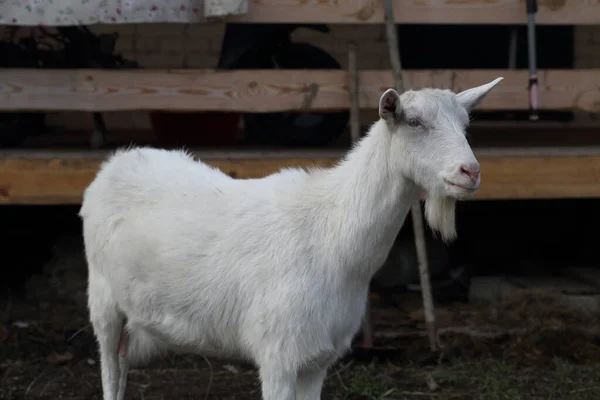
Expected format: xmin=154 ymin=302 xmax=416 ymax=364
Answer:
xmin=348 ymin=42 xmax=362 ymax=143
xmin=382 ymin=0 xmax=438 ymax=352
xmin=90 ymin=112 xmax=108 ymax=149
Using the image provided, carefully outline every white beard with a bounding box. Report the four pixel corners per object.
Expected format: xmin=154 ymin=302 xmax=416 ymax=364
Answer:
xmin=424 ymin=195 xmax=457 ymax=243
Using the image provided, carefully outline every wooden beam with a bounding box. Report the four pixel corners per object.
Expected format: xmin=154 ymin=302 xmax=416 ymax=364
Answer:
xmin=229 ymin=0 xmax=600 ymax=25
xmin=2 ymin=149 xmax=600 ymax=205
xmin=2 ymin=69 xmax=600 ymax=113
xmin=0 ymin=151 xmax=340 ymax=205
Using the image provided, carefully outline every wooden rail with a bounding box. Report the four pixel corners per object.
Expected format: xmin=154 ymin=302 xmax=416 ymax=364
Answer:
xmin=2 ymin=148 xmax=600 ymax=204
xmin=231 ymin=0 xmax=600 ymax=25
xmin=2 ymin=69 xmax=600 ymax=113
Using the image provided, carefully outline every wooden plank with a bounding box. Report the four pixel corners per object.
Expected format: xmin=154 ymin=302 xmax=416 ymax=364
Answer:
xmin=0 ymin=154 xmax=340 ymax=205
xmin=2 ymin=149 xmax=600 ymax=204
xmin=231 ymin=0 xmax=600 ymax=25
xmin=2 ymin=69 xmax=600 ymax=113
xmin=478 ymin=155 xmax=600 ymax=200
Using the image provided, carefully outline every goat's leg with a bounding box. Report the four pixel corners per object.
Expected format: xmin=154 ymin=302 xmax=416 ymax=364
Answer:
xmin=258 ymin=363 xmax=297 ymax=400
xmin=91 ymin=311 xmax=124 ymax=400
xmin=296 ymin=367 xmax=327 ymax=400
xmin=116 ymin=327 xmax=130 ymax=400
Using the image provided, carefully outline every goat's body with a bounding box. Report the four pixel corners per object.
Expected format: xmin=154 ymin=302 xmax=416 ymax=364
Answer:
xmin=84 ymin=148 xmax=364 ymax=359
xmin=82 ymin=126 xmax=417 ymax=399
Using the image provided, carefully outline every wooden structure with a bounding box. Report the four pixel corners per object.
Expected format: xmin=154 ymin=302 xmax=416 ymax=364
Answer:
xmin=1 ymin=1 xmax=600 ymax=204
xmin=3 ymin=146 xmax=600 ymax=204
xmin=2 ymin=69 xmax=600 ymax=113
xmin=229 ymin=1 xmax=600 ymax=25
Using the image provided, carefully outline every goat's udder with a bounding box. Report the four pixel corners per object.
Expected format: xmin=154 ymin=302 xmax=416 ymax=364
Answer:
xmin=423 ymin=196 xmax=457 ymax=243
xmin=118 ymin=328 xmax=129 ymax=358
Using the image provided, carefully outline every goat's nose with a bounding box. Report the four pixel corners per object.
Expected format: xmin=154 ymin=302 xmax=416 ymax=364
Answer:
xmin=459 ymin=163 xmax=480 ymax=181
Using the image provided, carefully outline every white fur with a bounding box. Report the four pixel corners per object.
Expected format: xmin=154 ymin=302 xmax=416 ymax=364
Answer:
xmin=80 ymin=78 xmax=502 ymax=400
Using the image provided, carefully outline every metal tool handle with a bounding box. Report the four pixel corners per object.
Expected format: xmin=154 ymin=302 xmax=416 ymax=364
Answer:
xmin=526 ymin=0 xmax=539 ymax=121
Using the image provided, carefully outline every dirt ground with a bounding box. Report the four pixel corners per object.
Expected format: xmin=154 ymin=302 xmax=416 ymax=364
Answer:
xmin=2 ymin=235 xmax=600 ymax=400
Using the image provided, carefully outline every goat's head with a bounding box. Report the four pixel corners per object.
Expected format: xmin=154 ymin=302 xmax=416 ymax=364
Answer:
xmin=379 ymin=77 xmax=503 ymax=242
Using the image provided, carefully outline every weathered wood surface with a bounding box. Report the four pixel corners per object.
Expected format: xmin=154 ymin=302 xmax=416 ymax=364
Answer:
xmin=2 ymin=149 xmax=600 ymax=204
xmin=2 ymin=69 xmax=600 ymax=113
xmin=231 ymin=0 xmax=600 ymax=25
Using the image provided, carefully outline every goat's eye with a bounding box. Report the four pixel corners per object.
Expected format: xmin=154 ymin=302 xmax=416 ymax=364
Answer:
xmin=406 ymin=118 xmax=422 ymax=128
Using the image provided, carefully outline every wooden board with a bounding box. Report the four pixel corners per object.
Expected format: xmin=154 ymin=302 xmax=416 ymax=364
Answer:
xmin=231 ymin=0 xmax=600 ymax=25
xmin=2 ymin=68 xmax=600 ymax=113
xmin=2 ymin=149 xmax=600 ymax=204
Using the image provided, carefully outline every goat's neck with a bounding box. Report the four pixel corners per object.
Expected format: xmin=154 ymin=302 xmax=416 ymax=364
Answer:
xmin=318 ymin=120 xmax=418 ymax=280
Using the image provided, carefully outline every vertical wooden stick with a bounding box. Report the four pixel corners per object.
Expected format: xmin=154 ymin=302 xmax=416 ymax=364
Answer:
xmin=382 ymin=2 xmax=403 ymax=93
xmin=411 ymin=204 xmax=438 ymax=351
xmin=348 ymin=42 xmax=373 ymax=348
xmin=348 ymin=42 xmax=361 ymax=143
xmin=90 ymin=112 xmax=108 ymax=149
xmin=382 ymin=0 xmax=438 ymax=352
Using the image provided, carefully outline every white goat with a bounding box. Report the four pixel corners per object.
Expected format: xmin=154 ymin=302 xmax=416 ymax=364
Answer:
xmin=80 ymin=77 xmax=502 ymax=400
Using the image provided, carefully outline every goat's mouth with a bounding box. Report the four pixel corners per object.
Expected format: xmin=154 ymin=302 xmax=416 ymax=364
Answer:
xmin=443 ymin=179 xmax=479 ymax=192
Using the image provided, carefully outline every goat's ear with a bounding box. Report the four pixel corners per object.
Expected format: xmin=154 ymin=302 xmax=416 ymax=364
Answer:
xmin=379 ymin=88 xmax=402 ymax=124
xmin=455 ymin=77 xmax=504 ymax=112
